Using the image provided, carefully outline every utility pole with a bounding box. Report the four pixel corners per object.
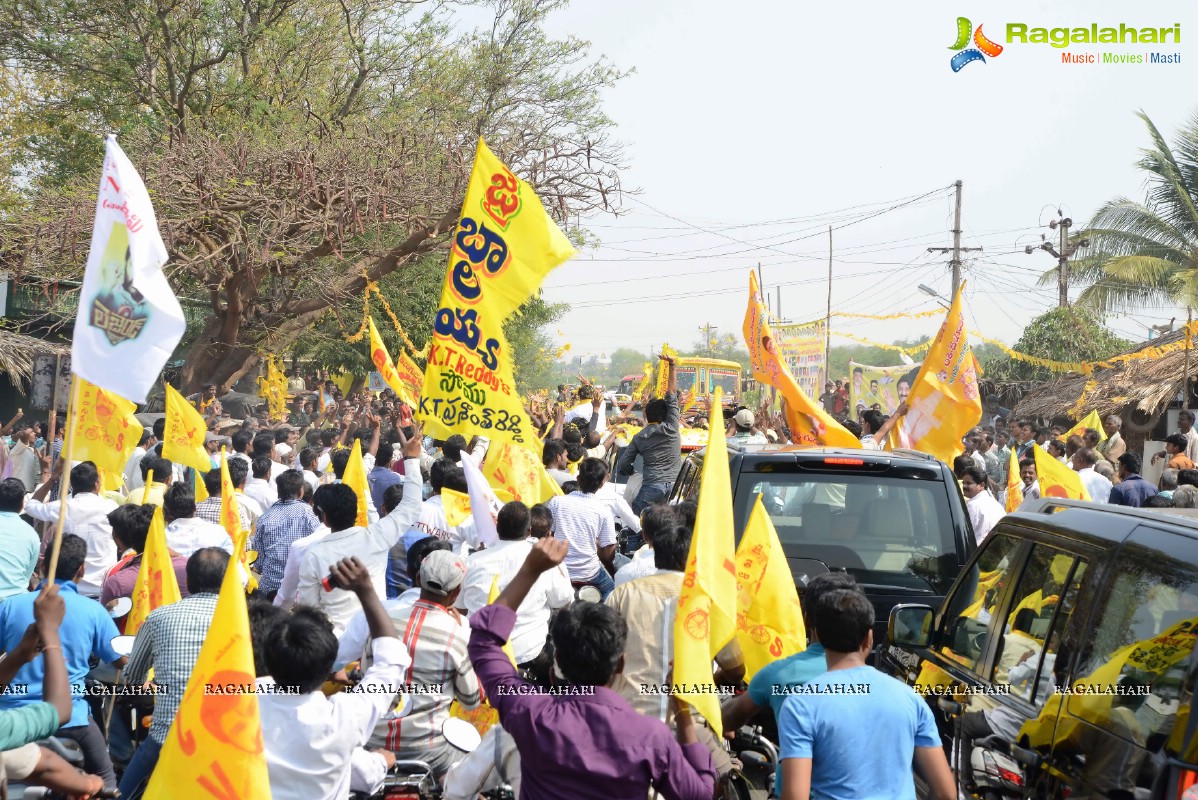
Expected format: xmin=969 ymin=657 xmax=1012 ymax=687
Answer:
xmin=699 ymin=323 xmax=718 ymax=357
xmin=825 ymin=225 xmax=833 ymax=390
xmin=776 ymin=286 xmax=782 ymax=320
xmin=927 ymin=180 xmax=981 ymax=298
xmin=1026 ymin=209 xmax=1089 ymax=308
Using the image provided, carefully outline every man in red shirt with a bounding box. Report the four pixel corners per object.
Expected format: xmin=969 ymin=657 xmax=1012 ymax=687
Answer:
xmin=833 ymin=380 xmax=849 ymax=417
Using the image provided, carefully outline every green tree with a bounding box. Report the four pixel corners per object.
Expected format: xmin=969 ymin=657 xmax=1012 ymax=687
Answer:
xmin=1 ymin=0 xmax=627 ymax=392
xmin=984 ymin=307 xmax=1130 ymax=383
xmin=1049 ymin=110 xmax=1198 ymax=312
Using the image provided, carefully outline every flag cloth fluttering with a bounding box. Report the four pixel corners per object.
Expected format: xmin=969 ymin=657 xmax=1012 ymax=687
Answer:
xmin=163 ymin=384 xmax=212 ymax=474
xmin=368 ymin=317 xmax=419 ymax=407
xmin=341 ymin=440 xmax=371 ymax=529
xmin=1005 ymin=447 xmax=1024 ymax=512
xmin=70 ymin=378 xmax=144 ymax=482
xmin=1063 ymin=409 xmax=1108 ymax=443
xmin=1034 ymin=443 xmax=1090 ymax=501
xmin=124 ymin=506 xmax=181 ymax=637
xmin=72 ymin=137 xmax=185 ymax=403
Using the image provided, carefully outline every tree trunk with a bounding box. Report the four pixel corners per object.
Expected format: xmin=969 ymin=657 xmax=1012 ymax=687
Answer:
xmin=175 ymin=208 xmax=460 ymax=394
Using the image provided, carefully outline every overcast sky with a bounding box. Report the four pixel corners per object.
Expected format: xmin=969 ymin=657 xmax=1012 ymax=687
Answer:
xmin=533 ymin=0 xmax=1197 ymax=366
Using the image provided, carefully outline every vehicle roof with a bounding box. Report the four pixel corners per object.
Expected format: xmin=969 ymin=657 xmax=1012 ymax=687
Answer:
xmin=712 ymin=442 xmax=944 ymax=465
xmin=1004 ymin=497 xmax=1198 ymax=547
xmin=673 ymin=357 xmax=742 ymax=369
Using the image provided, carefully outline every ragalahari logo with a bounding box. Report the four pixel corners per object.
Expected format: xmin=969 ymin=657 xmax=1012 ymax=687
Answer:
xmin=949 ymin=17 xmax=1004 ymax=71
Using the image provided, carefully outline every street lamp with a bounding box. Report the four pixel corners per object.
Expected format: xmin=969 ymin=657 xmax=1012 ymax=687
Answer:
xmin=918 ymin=284 xmax=951 ymax=309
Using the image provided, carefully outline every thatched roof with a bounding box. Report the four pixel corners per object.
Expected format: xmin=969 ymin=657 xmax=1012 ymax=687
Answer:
xmin=1013 ymin=325 xmax=1193 ymax=423
xmin=0 ymin=330 xmax=69 ymax=389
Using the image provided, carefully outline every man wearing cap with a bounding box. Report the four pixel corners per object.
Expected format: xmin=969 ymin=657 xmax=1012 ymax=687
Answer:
xmin=367 ymin=549 xmax=482 ymax=779
xmin=727 ymin=409 xmax=767 ymax=445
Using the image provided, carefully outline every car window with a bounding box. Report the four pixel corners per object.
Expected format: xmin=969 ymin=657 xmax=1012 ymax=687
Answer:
xmin=1064 ymin=528 xmax=1198 ymax=747
xmin=990 ymin=546 xmax=1087 ymax=706
xmin=935 ymin=533 xmax=1023 ymax=674
xmin=737 ymin=473 xmax=961 ymax=593
xmin=709 ymin=372 xmax=738 ymax=395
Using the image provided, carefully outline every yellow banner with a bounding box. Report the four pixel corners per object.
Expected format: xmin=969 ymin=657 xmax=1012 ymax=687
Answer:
xmin=894 ymin=284 xmax=982 ymax=463
xmin=368 ymin=317 xmax=418 ymax=407
xmin=483 ymin=440 xmax=562 ymax=506
xmin=395 ymin=351 xmax=424 ymax=407
xmin=72 ymin=377 xmax=144 ymax=478
xmin=164 ymin=384 xmax=212 ymax=474
xmin=744 ymin=272 xmax=859 ymax=448
xmin=125 ymin=506 xmax=181 ymax=637
xmin=654 ymin=344 xmax=678 ymax=398
xmin=418 ymin=138 xmax=574 ymax=447
xmin=673 ymin=386 xmax=738 ymax=733
xmin=1033 ymin=443 xmax=1089 ymax=501
xmin=631 ymin=362 xmax=653 ymax=401
xmin=1063 ymin=409 xmax=1107 ymax=443
xmin=143 ymin=524 xmax=271 ymax=800
xmin=1005 ymin=447 xmax=1023 ymax=512
xmin=735 ymin=496 xmax=806 ymax=682
xmin=342 ymin=439 xmax=371 ymax=528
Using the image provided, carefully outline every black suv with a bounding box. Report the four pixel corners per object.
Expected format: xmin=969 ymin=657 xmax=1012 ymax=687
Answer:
xmin=885 ymin=498 xmax=1198 ymax=800
xmin=668 ymin=443 xmax=975 ymax=646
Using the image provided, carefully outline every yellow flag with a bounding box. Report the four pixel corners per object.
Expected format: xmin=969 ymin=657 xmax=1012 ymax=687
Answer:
xmin=194 ymin=468 xmax=210 ymax=503
xmin=894 ymin=283 xmax=982 ymax=462
xmin=483 ymin=440 xmax=562 ymax=505
xmin=71 ymin=377 xmax=144 ymax=477
xmin=342 ymin=439 xmax=370 ymax=528
xmin=735 ymin=496 xmax=806 ymax=682
xmin=673 ymin=387 xmax=738 ymax=733
xmin=1063 ymin=409 xmax=1107 ymax=443
xmin=1005 ymin=447 xmax=1024 ymax=512
xmin=219 ymin=451 xmax=256 ymax=591
xmin=125 ymin=507 xmax=181 ymax=637
xmin=164 ymin=384 xmax=212 ymax=473
xmin=632 ymin=362 xmax=653 ymax=400
xmin=1033 ymin=443 xmax=1090 ymax=501
xmin=331 ymin=371 xmax=355 ymax=398
xmin=743 ymin=272 xmax=859 ymax=448
xmin=654 ymin=344 xmax=678 ymax=398
xmin=418 ymin=138 xmax=575 ymax=449
xmin=143 ymin=524 xmax=271 ymax=800
xmin=441 ymin=488 xmax=472 ymax=527
xmin=681 ymin=384 xmax=698 ymax=414
xmin=368 ymin=317 xmax=419 ymax=407
xmin=488 ymin=575 xmax=517 ymax=668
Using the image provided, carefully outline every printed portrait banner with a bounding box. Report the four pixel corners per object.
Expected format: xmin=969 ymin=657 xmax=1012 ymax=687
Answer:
xmin=848 ymin=361 xmax=922 ymax=416
xmin=773 ymin=319 xmax=826 ymax=399
xmin=418 ymin=138 xmax=575 ymax=449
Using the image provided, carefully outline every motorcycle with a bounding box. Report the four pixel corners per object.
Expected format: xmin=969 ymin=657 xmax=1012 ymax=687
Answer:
xmin=5 ymin=738 xmax=119 ymax=799
xmin=727 ymin=725 xmax=779 ymax=799
xmin=939 ymin=699 xmax=1027 ymax=800
xmin=352 ymin=719 xmax=515 ymax=800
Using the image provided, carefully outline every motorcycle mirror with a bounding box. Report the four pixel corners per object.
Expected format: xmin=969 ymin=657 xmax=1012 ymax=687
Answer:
xmin=110 ymin=635 xmax=136 ymax=657
xmin=108 ymin=597 xmax=133 ymax=619
xmin=443 ymin=717 xmax=482 ymax=753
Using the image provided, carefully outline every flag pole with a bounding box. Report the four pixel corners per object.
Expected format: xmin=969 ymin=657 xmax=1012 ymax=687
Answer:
xmin=44 ymin=374 xmax=80 ymax=581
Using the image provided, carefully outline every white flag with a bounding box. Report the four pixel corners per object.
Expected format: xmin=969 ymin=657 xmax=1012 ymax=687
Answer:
xmin=72 ymin=136 xmax=185 ymax=403
xmin=460 ymin=452 xmax=500 ymax=548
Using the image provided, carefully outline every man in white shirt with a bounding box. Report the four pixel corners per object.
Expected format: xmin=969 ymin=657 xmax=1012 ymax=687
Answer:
xmin=161 ymin=483 xmax=235 ymax=557
xmin=122 ymin=430 xmax=157 ymax=493
xmin=541 ymin=441 xmax=574 ymax=488
xmin=1072 ymin=448 xmax=1112 ymax=504
xmin=546 ymin=457 xmax=618 ymax=601
xmin=24 ymin=460 xmax=118 ymax=598
xmin=246 ymin=457 xmax=279 ymax=510
xmin=961 ymin=466 xmax=1006 ymax=545
xmin=8 ymin=427 xmax=39 ymax=492
xmin=614 ymin=504 xmax=677 ymax=588
xmin=458 ymin=502 xmax=571 ymax=682
xmin=296 ymin=429 xmax=424 ymax=634
xmin=858 ymin=405 xmax=907 ymax=452
xmin=261 ymin=556 xmax=411 ymax=800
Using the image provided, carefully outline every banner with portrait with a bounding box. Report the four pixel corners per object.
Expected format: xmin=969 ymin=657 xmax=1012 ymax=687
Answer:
xmin=773 ymin=319 xmax=826 ymax=399
xmin=848 ymin=361 xmax=922 ymax=415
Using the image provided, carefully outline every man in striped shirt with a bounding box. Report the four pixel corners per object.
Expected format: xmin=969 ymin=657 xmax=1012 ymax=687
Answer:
xmin=367 ymin=549 xmax=482 ymax=778
xmin=546 ymin=457 xmax=618 ymax=601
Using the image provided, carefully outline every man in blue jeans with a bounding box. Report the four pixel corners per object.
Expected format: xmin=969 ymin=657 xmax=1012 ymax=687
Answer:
xmin=547 ymin=458 xmax=618 ymax=601
xmin=616 ymin=354 xmax=681 ymax=514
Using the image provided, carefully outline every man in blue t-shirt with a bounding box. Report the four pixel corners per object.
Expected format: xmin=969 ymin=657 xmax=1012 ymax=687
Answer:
xmin=722 ymin=572 xmax=859 ymax=795
xmin=777 ymin=588 xmax=955 ymax=800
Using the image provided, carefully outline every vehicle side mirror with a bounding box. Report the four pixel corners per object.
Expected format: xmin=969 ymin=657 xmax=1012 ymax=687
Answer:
xmin=889 ymin=604 xmax=935 ymax=648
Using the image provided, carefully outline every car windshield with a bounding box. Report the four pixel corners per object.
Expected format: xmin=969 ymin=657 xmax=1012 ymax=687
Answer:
xmin=734 ymin=472 xmax=958 ymax=594
xmin=676 ymin=369 xmax=697 ymax=392
xmin=709 ymin=372 xmax=738 ymax=394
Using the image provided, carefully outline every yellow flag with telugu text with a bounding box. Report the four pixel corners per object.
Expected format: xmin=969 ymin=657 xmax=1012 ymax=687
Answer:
xmin=71 ymin=377 xmax=144 ymax=478
xmin=1005 ymin=447 xmax=1024 ymax=512
xmin=441 ymin=488 xmax=473 ymax=528
xmin=673 ymin=387 xmax=738 ymax=734
xmin=125 ymin=506 xmax=181 ymax=637
xmin=418 ymin=138 xmax=575 ymax=449
xmin=894 ymin=283 xmax=982 ymax=463
xmin=342 ymin=439 xmax=371 ymax=528
xmin=734 ymin=495 xmax=806 ymax=682
xmin=1033 ymin=443 xmax=1090 ymax=501
xmin=164 ymin=384 xmax=212 ymax=474
xmin=1063 ymin=409 xmax=1107 ymax=443
xmin=655 ymin=344 xmax=678 ymax=398
xmin=483 ymin=440 xmax=562 ymax=506
xmin=744 ymin=272 xmax=859 ymax=448
xmin=143 ymin=519 xmax=271 ymax=800
xmin=369 ymin=317 xmax=418 ymax=407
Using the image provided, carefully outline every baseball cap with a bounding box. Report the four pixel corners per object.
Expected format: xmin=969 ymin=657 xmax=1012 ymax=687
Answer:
xmin=733 ymin=409 xmax=755 ymax=427
xmin=419 ymin=550 xmax=467 ymax=596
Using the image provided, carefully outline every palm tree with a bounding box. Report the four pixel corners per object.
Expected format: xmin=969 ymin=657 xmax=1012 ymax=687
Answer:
xmin=1047 ymin=110 xmax=1198 ymax=313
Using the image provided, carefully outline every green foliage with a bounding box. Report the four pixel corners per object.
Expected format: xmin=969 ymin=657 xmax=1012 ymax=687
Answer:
xmin=983 ymin=307 xmax=1131 ymax=383
xmin=504 ymin=296 xmax=569 ymax=392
